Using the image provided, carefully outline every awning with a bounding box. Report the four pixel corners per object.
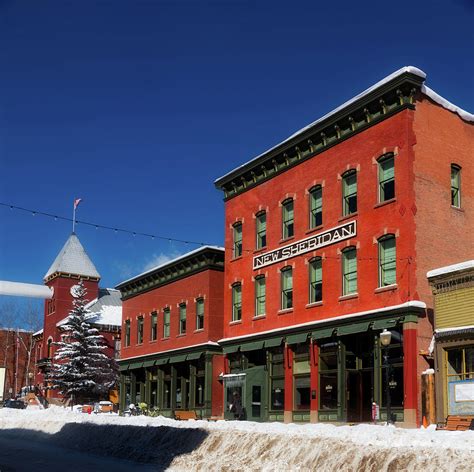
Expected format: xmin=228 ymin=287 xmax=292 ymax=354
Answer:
xmin=143 ymin=359 xmax=156 ymax=368
xmin=156 ymin=358 xmax=170 ymax=365
xmin=223 ymin=345 xmax=240 ymax=354
xmin=372 ymin=319 xmax=399 ymax=330
xmin=128 ymin=362 xmax=144 ymax=370
xmin=311 ymin=328 xmax=335 ymax=340
xmin=286 ymin=332 xmax=308 ymax=345
xmin=186 ymin=352 xmax=202 ymax=360
xmin=337 ymin=322 xmax=371 ymax=336
xmin=170 ymin=354 xmax=187 ymax=364
xmin=264 ymin=337 xmax=283 ymax=348
xmin=241 ymin=341 xmax=264 ymax=352
xmin=118 ymin=364 xmax=129 ymax=371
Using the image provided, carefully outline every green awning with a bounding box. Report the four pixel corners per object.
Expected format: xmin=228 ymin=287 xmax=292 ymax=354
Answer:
xmin=223 ymin=345 xmax=240 ymax=354
xmin=372 ymin=319 xmax=399 ymax=330
xmin=156 ymin=357 xmax=170 ymax=365
xmin=241 ymin=341 xmax=264 ymax=352
xmin=170 ymin=354 xmax=187 ymax=363
xmin=128 ymin=362 xmax=144 ymax=370
xmin=143 ymin=359 xmax=156 ymax=368
xmin=186 ymin=352 xmax=202 ymax=360
xmin=286 ymin=332 xmax=308 ymax=345
xmin=264 ymin=337 xmax=283 ymax=348
xmin=337 ymin=322 xmax=371 ymax=336
xmin=311 ymin=328 xmax=335 ymax=340
xmin=118 ymin=364 xmax=129 ymax=371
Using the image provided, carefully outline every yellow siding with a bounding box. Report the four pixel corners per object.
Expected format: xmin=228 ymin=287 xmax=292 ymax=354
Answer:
xmin=435 ymin=287 xmax=474 ymax=329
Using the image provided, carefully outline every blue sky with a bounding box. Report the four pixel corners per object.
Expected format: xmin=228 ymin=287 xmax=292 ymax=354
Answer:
xmin=1 ymin=0 xmax=473 ymax=299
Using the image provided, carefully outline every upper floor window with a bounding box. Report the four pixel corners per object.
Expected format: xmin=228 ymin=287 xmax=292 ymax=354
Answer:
xmin=124 ymin=320 xmax=130 ymax=347
xmin=256 ymin=211 xmax=267 ymax=249
xmin=378 ymin=154 xmax=395 ymax=202
xmin=451 ymin=165 xmax=461 ymax=208
xmin=233 ymin=222 xmax=243 ymax=258
xmin=232 ymin=283 xmax=242 ymax=321
xmin=150 ymin=311 xmax=158 ymax=341
xmin=196 ymin=298 xmax=204 ymax=330
xmin=163 ymin=308 xmax=170 ymax=338
xmin=255 ymin=276 xmax=266 ymax=317
xmin=282 ymin=199 xmax=294 ymax=239
xmin=378 ymin=235 xmax=396 ymax=286
xmin=281 ymin=267 xmax=293 ymax=310
xmin=309 ymin=186 xmax=322 ymax=228
xmin=342 ymin=170 xmax=357 ymax=216
xmin=342 ymin=247 xmax=357 ymax=295
xmin=309 ymin=257 xmax=322 ymax=304
xmin=179 ymin=304 xmax=187 ymax=335
xmin=137 ymin=316 xmax=144 ymax=344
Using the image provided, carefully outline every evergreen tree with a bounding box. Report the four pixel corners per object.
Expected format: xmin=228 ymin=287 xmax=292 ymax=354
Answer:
xmin=48 ymin=281 xmax=118 ymax=404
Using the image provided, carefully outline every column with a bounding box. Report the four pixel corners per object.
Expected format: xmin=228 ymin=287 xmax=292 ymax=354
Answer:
xmin=284 ymin=343 xmax=293 ymax=423
xmin=130 ymin=371 xmax=136 ymax=404
xmin=403 ymin=320 xmax=418 ymax=427
xmin=310 ymin=341 xmax=319 ymax=423
xmin=204 ymin=353 xmax=213 ymax=418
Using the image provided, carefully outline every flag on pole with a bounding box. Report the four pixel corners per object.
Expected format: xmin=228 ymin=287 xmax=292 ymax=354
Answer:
xmin=74 ymin=198 xmax=82 ymax=210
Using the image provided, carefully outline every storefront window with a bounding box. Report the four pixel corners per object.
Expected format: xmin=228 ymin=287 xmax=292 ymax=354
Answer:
xmin=270 ymin=350 xmax=284 ymax=411
xmin=293 ymin=344 xmax=310 ymax=410
xmin=319 ymin=342 xmax=338 ymax=410
xmin=380 ymin=330 xmax=404 ymax=408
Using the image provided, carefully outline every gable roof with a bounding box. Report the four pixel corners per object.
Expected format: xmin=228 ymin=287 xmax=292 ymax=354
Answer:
xmin=44 ymin=233 xmax=101 ymax=281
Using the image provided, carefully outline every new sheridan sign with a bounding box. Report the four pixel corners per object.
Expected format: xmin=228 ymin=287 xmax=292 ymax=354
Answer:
xmin=253 ymin=220 xmax=357 ymax=270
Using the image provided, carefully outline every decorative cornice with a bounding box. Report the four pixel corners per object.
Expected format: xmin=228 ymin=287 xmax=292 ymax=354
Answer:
xmin=116 ymin=247 xmax=225 ymax=300
xmin=44 ymin=272 xmax=100 ymax=283
xmin=215 ymin=71 xmax=425 ymax=200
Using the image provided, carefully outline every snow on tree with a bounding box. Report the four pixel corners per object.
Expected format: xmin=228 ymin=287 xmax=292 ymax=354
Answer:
xmin=48 ymin=281 xmax=118 ymax=403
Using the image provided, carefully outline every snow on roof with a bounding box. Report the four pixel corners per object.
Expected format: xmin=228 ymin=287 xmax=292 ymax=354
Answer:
xmin=218 ymin=301 xmax=427 ymax=344
xmin=44 ymin=233 xmax=100 ymax=281
xmin=33 ymin=328 xmax=43 ymax=337
xmin=117 ymin=245 xmax=225 ymax=287
xmin=427 ymin=260 xmax=474 ymax=279
xmin=215 ymin=66 xmax=473 ymax=185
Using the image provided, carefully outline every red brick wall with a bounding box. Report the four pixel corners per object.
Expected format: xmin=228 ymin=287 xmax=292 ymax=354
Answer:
xmin=121 ymin=269 xmax=224 ymax=360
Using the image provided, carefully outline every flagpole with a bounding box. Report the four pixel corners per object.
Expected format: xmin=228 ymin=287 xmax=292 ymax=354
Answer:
xmin=72 ymin=199 xmax=76 ymax=233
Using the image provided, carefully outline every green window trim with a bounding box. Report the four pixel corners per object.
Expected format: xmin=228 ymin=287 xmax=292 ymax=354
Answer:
xmin=451 ymin=164 xmax=461 ymax=208
xmin=281 ymin=267 xmax=293 ymax=310
xmin=378 ymin=154 xmax=395 ymax=202
xmin=232 ymin=283 xmax=242 ymax=321
xmin=255 ymin=276 xmax=266 ymax=316
xmin=163 ymin=308 xmax=171 ymax=338
xmin=256 ymin=212 xmax=267 ymax=249
xmin=124 ymin=320 xmax=131 ymax=347
xmin=179 ymin=303 xmax=187 ymax=335
xmin=264 ymin=337 xmax=284 ymax=348
xmin=286 ymin=332 xmax=309 ymax=345
xmin=342 ymin=247 xmax=357 ymax=295
xmin=378 ymin=235 xmax=396 ymax=287
xmin=337 ymin=322 xmax=371 ymax=336
xmin=342 ymin=170 xmax=357 ymax=216
xmin=241 ymin=341 xmax=265 ymax=352
xmin=170 ymin=354 xmax=187 ymax=363
xmin=282 ymin=199 xmax=294 ymax=239
xmin=196 ymin=298 xmax=205 ymax=330
xmin=137 ymin=316 xmax=144 ymax=344
xmin=223 ymin=345 xmax=240 ymax=354
xmin=150 ymin=311 xmax=158 ymax=341
xmin=372 ymin=319 xmax=399 ymax=330
xmin=186 ymin=352 xmax=203 ymax=360
xmin=156 ymin=358 xmax=170 ymax=365
xmin=309 ymin=257 xmax=322 ymax=304
xmin=143 ymin=359 xmax=156 ymax=368
xmin=311 ymin=327 xmax=335 ymax=340
xmin=233 ymin=222 xmax=243 ymax=258
xmin=309 ymin=185 xmax=323 ymax=228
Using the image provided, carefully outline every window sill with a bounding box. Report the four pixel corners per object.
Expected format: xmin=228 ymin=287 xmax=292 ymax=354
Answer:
xmin=254 ymin=247 xmax=267 ymax=254
xmin=161 ymin=337 xmax=170 ymax=341
xmin=305 ymin=225 xmax=323 ymax=235
xmin=338 ymin=293 xmax=358 ymax=301
xmin=450 ymin=205 xmax=464 ymax=213
xmin=279 ymin=236 xmax=295 ymax=244
xmin=278 ymin=308 xmax=293 ymax=315
xmin=374 ymin=198 xmax=396 ymax=209
xmin=339 ymin=212 xmax=358 ymax=222
xmin=229 ymin=320 xmax=242 ymax=325
xmin=231 ymin=255 xmax=243 ymax=262
xmin=375 ymin=284 xmax=398 ymax=293
xmin=176 ymin=333 xmax=187 ymax=338
xmin=252 ymin=315 xmax=266 ymax=320
xmin=136 ymin=342 xmax=143 ymax=346
xmin=149 ymin=340 xmax=158 ymax=344
xmin=194 ymin=328 xmax=204 ymax=333
xmin=306 ymin=301 xmax=323 ymax=308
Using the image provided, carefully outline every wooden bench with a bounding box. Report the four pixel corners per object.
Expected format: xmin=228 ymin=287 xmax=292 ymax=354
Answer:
xmin=174 ymin=410 xmax=199 ymax=421
xmin=437 ymin=415 xmax=474 ymax=431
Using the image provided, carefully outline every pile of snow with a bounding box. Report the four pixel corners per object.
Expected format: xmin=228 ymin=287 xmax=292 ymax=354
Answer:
xmin=1 ymin=407 xmax=473 ymax=471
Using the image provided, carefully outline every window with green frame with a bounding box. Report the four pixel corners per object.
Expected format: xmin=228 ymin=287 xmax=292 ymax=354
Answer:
xmin=233 ymin=222 xmax=242 ymax=258
xmin=124 ymin=320 xmax=130 ymax=347
xmin=319 ymin=342 xmax=338 ymax=411
xmin=342 ymin=170 xmax=357 ymax=216
xmin=256 ymin=211 xmax=267 ymax=249
xmin=163 ymin=308 xmax=170 ymax=338
xmin=281 ymin=266 xmax=293 ymax=309
xmin=255 ymin=275 xmax=266 ymax=317
xmin=293 ymin=344 xmax=310 ymax=410
xmin=309 ymin=257 xmax=322 ymax=303
xmin=270 ymin=348 xmax=284 ymax=411
xmin=282 ymin=199 xmax=294 ymax=239
xmin=150 ymin=311 xmax=158 ymax=341
xmin=378 ymin=235 xmax=396 ymax=286
xmin=342 ymin=247 xmax=357 ymax=295
xmin=179 ymin=303 xmax=187 ymax=334
xmin=309 ymin=186 xmax=322 ymax=228
xmin=378 ymin=154 xmax=395 ymax=202
xmin=380 ymin=329 xmax=404 ymax=408
xmin=137 ymin=316 xmax=144 ymax=344
xmin=451 ymin=164 xmax=461 ymax=208
xmin=196 ymin=298 xmax=204 ymax=330
xmin=232 ymin=283 xmax=242 ymax=321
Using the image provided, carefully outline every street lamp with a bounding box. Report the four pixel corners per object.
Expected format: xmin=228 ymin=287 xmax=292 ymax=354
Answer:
xmin=380 ymin=329 xmax=394 ymax=425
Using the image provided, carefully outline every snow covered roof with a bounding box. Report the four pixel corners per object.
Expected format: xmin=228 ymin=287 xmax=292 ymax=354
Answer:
xmin=44 ymin=233 xmax=100 ymax=281
xmin=427 ymin=260 xmax=474 ymax=279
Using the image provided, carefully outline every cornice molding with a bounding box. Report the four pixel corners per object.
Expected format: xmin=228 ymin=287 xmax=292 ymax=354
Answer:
xmin=215 ymin=72 xmax=424 ymax=200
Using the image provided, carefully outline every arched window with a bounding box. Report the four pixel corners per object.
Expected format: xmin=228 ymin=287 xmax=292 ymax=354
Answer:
xmin=342 ymin=247 xmax=357 ymax=295
xmin=378 ymin=154 xmax=395 ymax=202
xmin=378 ymin=235 xmax=396 ymax=286
xmin=451 ymin=164 xmax=461 ymax=208
xmin=309 ymin=186 xmax=322 ymax=228
xmin=342 ymin=170 xmax=357 ymax=216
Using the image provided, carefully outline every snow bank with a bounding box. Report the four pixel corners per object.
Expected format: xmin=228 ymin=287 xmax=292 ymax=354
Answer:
xmin=1 ymin=407 xmax=473 ymax=471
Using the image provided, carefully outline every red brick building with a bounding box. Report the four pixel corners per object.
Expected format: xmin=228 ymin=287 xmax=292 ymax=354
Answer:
xmin=34 ymin=233 xmax=122 ymax=400
xmin=116 ymin=246 xmax=225 ymax=418
xmin=214 ymin=67 xmax=473 ymax=426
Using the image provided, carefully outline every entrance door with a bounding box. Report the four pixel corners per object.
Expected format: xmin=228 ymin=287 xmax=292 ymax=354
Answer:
xmin=244 ymin=366 xmax=267 ymax=422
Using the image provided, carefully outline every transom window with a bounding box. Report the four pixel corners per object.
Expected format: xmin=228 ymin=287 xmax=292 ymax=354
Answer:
xmin=309 ymin=186 xmax=322 ymax=228
xmin=281 ymin=267 xmax=293 ymax=310
xmin=309 ymin=257 xmax=322 ymax=304
xmin=342 ymin=170 xmax=357 ymax=216
xmin=378 ymin=235 xmax=396 ymax=286
xmin=137 ymin=316 xmax=144 ymax=344
xmin=163 ymin=308 xmax=170 ymax=338
xmin=196 ymin=298 xmax=204 ymax=330
xmin=342 ymin=247 xmax=357 ymax=295
xmin=233 ymin=222 xmax=243 ymax=258
xmin=179 ymin=304 xmax=187 ymax=334
xmin=378 ymin=154 xmax=395 ymax=202
xmin=282 ymin=199 xmax=294 ymax=239
xmin=256 ymin=212 xmax=267 ymax=249
xmin=451 ymin=165 xmax=461 ymax=208
xmin=232 ymin=283 xmax=242 ymax=321
xmin=150 ymin=311 xmax=158 ymax=341
xmin=255 ymin=276 xmax=266 ymax=317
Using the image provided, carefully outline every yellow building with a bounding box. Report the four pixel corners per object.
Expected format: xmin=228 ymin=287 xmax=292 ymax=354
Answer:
xmin=427 ymin=261 xmax=474 ymax=422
